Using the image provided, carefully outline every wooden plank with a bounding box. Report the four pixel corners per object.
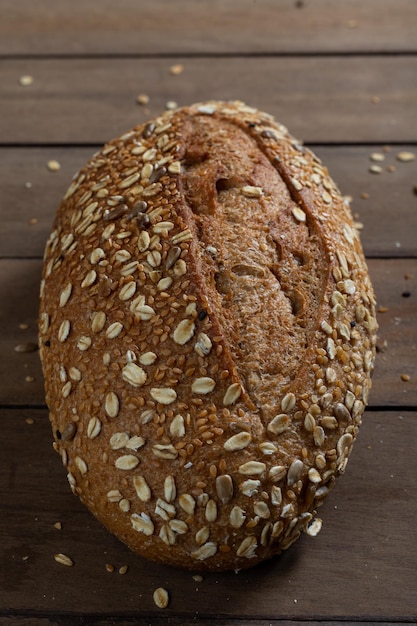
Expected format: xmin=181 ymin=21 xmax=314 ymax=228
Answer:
xmin=1 ymin=0 xmax=416 ymax=55
xmin=1 ymin=620 xmax=414 ymax=626
xmin=0 ymin=259 xmax=416 ymax=408
xmin=2 ymin=145 xmax=417 ymax=260
xmin=0 ymin=407 xmax=415 ymax=619
xmin=1 ymin=56 xmax=417 ymax=144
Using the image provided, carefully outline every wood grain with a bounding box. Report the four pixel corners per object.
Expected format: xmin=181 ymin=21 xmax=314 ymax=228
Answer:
xmin=2 ymin=146 xmax=417 ymax=260
xmin=1 ymin=0 xmax=416 ymax=55
xmin=1 ymin=407 xmax=415 ymax=620
xmin=1 ymin=258 xmax=415 ymax=408
xmin=2 ymin=56 xmax=417 ymax=144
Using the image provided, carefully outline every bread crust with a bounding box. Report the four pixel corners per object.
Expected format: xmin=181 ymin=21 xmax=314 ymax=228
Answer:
xmin=39 ymin=101 xmax=377 ymax=570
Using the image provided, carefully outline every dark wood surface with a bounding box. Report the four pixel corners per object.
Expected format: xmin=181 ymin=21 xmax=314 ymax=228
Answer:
xmin=1 ymin=1 xmax=416 ymax=624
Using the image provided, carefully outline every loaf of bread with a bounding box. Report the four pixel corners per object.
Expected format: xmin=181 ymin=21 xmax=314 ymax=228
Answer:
xmin=39 ymin=101 xmax=377 ymax=570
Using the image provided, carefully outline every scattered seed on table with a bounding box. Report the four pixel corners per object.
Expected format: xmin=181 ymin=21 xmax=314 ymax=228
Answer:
xmin=192 ymin=575 xmax=203 ymax=582
xmin=165 ymin=100 xmax=178 ymax=110
xmin=136 ymin=94 xmax=150 ymax=105
xmin=54 ymin=553 xmax=74 ymax=567
xmin=18 ymin=323 xmax=29 ymax=330
xmin=25 ymin=376 xmax=35 ymax=383
xmin=25 ymin=182 xmax=32 ymax=189
xmin=401 ymin=373 xmax=411 ymax=382
xmin=360 ymin=192 xmax=370 ymax=199
xmin=170 ymin=63 xmax=184 ymax=75
xmin=369 ymin=165 xmax=383 ymax=174
xmin=386 ymin=165 xmax=396 ymax=173
xmin=47 ymin=160 xmax=61 ymax=172
xmin=53 ymin=522 xmax=62 ymax=530
xmin=377 ymin=306 xmax=389 ymax=313
xmin=370 ymin=152 xmax=385 ymax=162
xmin=25 ymin=418 xmax=34 ymax=425
xmin=14 ymin=342 xmax=38 ymax=353
xmin=153 ymin=587 xmax=169 ymax=608
xmin=105 ymin=563 xmax=115 ymax=572
xmin=118 ymin=565 xmax=128 ymax=575
xmin=19 ymin=75 xmax=34 ymax=86
xmin=396 ymin=151 xmax=416 ymax=162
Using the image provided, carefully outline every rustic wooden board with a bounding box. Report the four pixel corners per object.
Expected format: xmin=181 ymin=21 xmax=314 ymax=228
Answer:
xmin=1 ymin=0 xmax=416 ymax=55
xmin=1 ymin=408 xmax=415 ymax=620
xmin=2 ymin=56 xmax=417 ymax=144
xmin=2 ymin=145 xmax=416 ymax=260
xmin=0 ymin=259 xmax=415 ymax=408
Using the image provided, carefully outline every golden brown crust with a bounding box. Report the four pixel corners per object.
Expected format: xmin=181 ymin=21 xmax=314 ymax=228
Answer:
xmin=38 ymin=101 xmax=378 ymax=571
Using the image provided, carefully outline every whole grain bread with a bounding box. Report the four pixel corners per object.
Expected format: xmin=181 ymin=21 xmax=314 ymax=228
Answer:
xmin=39 ymin=101 xmax=377 ymax=570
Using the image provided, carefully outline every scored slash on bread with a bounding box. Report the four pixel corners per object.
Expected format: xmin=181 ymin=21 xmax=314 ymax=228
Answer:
xmin=38 ymin=101 xmax=377 ymax=570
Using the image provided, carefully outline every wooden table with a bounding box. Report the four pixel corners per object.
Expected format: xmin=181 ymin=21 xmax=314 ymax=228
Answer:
xmin=1 ymin=1 xmax=416 ymax=623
